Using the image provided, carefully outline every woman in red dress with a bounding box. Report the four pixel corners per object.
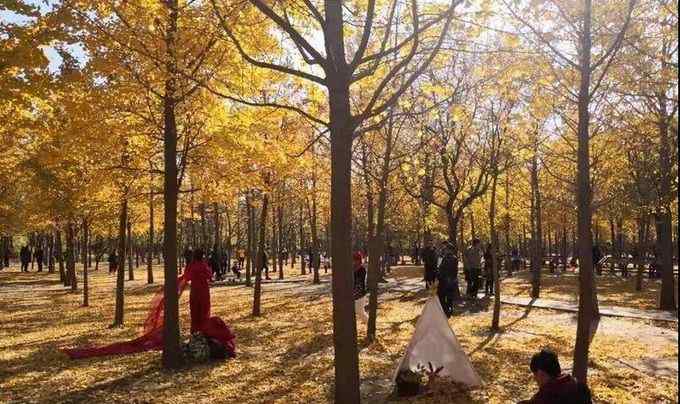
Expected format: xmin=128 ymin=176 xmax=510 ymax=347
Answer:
xmin=63 ymin=248 xmax=237 ymax=360
xmin=183 ymin=249 xmax=213 ymax=333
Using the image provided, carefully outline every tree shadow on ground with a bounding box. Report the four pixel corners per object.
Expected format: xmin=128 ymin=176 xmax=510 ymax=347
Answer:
xmin=451 ymin=296 xmax=492 ymax=316
xmin=46 ymin=364 xmax=160 ymax=403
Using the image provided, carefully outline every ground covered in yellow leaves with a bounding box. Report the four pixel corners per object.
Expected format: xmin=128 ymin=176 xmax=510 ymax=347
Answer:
xmin=1 ymin=264 xmax=677 ymax=403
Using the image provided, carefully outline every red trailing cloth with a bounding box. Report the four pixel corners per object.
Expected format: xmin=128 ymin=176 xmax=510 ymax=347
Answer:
xmin=62 ymin=276 xmax=235 ymax=359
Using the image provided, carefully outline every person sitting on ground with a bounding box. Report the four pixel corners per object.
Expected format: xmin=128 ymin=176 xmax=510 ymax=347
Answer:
xmin=518 ymin=349 xmax=592 ymax=404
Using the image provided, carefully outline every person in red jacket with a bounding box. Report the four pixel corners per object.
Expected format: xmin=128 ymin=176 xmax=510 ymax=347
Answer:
xmin=519 ymin=349 xmax=592 ymax=404
xmin=183 ymin=249 xmax=213 ymax=333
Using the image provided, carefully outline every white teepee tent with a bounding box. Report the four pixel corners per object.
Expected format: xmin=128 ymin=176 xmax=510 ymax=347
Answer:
xmin=393 ymin=296 xmax=482 ymax=387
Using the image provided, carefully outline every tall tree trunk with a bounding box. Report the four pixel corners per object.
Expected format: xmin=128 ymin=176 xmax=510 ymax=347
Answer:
xmin=470 ymin=211 xmax=477 ymax=240
xmin=491 ymin=172 xmax=501 ymax=331
xmin=300 ymin=203 xmax=307 ymax=275
xmin=657 ymin=106 xmax=676 ymax=311
xmin=310 ymin=188 xmax=320 ymax=285
xmin=57 ymin=229 xmax=65 ymax=284
xmin=656 ymin=210 xmax=676 ymax=310
xmin=253 ymin=192 xmax=269 ymax=316
xmin=530 ymin=154 xmax=541 ymax=298
xmin=609 ymin=218 xmax=617 ymax=257
xmin=214 ymin=202 xmax=221 ymax=277
xmin=504 ymin=174 xmax=511 ymax=273
xmin=326 ymin=2 xmax=360 ymax=396
xmin=82 ymin=219 xmax=89 ymax=307
xmin=278 ymin=203 xmax=284 ymax=279
xmin=459 ymin=215 xmax=465 ymax=259
xmin=148 ymin=189 xmax=155 ymax=284
xmin=127 ymin=218 xmax=134 ymax=281
xmin=573 ymin=0 xmax=599 ymax=382
xmin=270 ymin=199 xmax=276 ymax=280
xmin=113 ymin=197 xmax=127 ymax=326
xmin=635 ymin=215 xmax=645 ymax=291
xmin=161 ymin=0 xmax=182 ymax=369
xmin=48 ymin=232 xmax=55 ymax=273
xmin=200 ymin=202 xmax=207 ymax=250
xmin=562 ymin=225 xmax=568 ymax=272
xmin=366 ymin=114 xmax=394 ymax=342
xmin=66 ymin=221 xmax=77 ymax=291
xmin=245 ymin=193 xmax=253 ymax=287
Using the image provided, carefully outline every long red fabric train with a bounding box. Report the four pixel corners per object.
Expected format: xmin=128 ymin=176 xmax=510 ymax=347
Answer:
xmin=62 ymin=276 xmax=235 ymax=359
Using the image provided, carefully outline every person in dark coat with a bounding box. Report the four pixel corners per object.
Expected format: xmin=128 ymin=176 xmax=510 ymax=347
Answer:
xmin=464 ymin=239 xmax=483 ymax=299
xmin=420 ymin=240 xmax=438 ymax=289
xmin=510 ymin=247 xmax=521 ymax=275
xmin=209 ymin=249 xmax=221 ymax=280
xmin=411 ymin=243 xmax=420 ymax=264
xmin=592 ymin=243 xmax=603 ymax=275
xmin=34 ymin=246 xmax=44 ymax=272
xmin=20 ymin=245 xmax=30 ymax=272
xmin=437 ymin=241 xmax=460 ymax=318
xmin=353 ymin=251 xmax=366 ymax=297
xmin=108 ymin=251 xmax=118 ymax=274
xmin=3 ymin=245 xmax=9 ymax=268
xmin=260 ymin=250 xmax=269 ymax=280
xmin=519 ymin=349 xmax=592 ymax=404
xmin=230 ymin=261 xmax=241 ymax=279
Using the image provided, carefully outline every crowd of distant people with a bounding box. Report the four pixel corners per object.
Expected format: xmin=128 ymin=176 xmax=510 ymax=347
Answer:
xmin=3 ymin=237 xmax=670 ymax=296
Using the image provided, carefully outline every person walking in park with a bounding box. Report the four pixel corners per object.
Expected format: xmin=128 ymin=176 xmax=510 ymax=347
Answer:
xmin=592 ymin=243 xmax=603 ymax=276
xmin=237 ymin=248 xmax=245 ymax=269
xmin=384 ymin=243 xmax=394 ymax=274
xmin=519 ymin=349 xmax=592 ymax=404
xmin=420 ymin=239 xmax=438 ymax=289
xmin=183 ymin=249 xmax=213 ymax=333
xmin=464 ymin=239 xmax=483 ymax=299
xmin=323 ymin=253 xmax=331 ymax=273
xmin=437 ymin=240 xmax=459 ymax=317
xmin=34 ymin=245 xmax=44 ymax=272
xmin=282 ymin=249 xmax=289 ymax=266
xmin=20 ymin=245 xmax=30 ymax=272
xmin=483 ymin=243 xmax=494 ymax=295
xmin=230 ymin=261 xmax=241 ymax=280
xmin=108 ymin=251 xmax=118 ymax=274
xmin=261 ymin=249 xmax=270 ymax=280
xmin=209 ymin=249 xmax=221 ymax=280
xmin=307 ymin=246 xmax=314 ymax=272
xmin=411 ymin=242 xmax=420 ymax=265
xmin=510 ymin=247 xmax=520 ymax=275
